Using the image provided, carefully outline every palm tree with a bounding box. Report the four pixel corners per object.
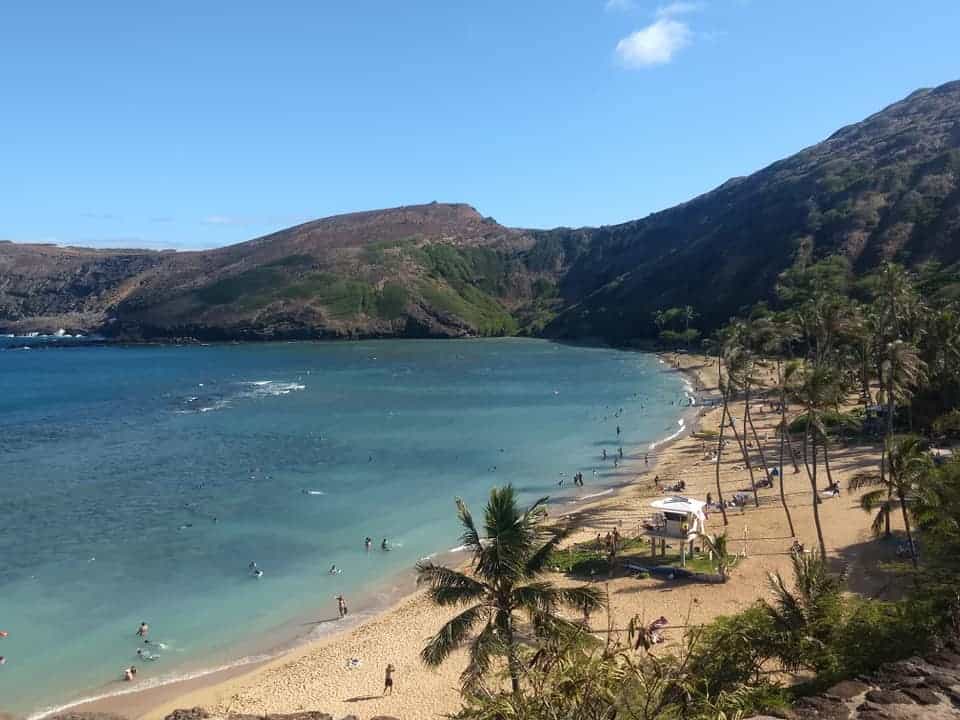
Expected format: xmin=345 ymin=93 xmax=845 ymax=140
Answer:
xmin=910 ymin=459 xmax=960 ymax=559
xmin=699 ymin=532 xmax=733 ymax=581
xmin=775 ymin=358 xmax=799 ymax=537
xmin=849 ymin=435 xmax=933 ymax=567
xmin=876 ymin=340 xmax=926 ymax=535
xmin=766 ymin=551 xmax=841 ymax=673
xmin=722 ymin=321 xmax=760 ymax=507
xmin=416 ymin=486 xmax=605 ymax=694
xmin=788 ymin=361 xmax=845 ymax=560
xmin=704 ymin=331 xmax=731 ymax=526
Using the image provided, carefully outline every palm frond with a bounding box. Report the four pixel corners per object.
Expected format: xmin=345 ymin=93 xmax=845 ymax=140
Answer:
xmin=459 ymin=619 xmax=504 ymax=691
xmin=416 ymin=561 xmax=489 ymax=605
xmin=421 ymin=603 xmax=487 ymax=667
xmin=524 ymin=527 xmax=570 ymax=576
xmin=513 ymin=581 xmax=560 ymax=615
xmin=456 ymin=497 xmax=484 ymax=557
xmin=858 ymin=488 xmax=888 ymax=512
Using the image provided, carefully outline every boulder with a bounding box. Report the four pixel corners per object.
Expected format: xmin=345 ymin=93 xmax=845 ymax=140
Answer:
xmin=826 ymin=681 xmax=871 ymax=701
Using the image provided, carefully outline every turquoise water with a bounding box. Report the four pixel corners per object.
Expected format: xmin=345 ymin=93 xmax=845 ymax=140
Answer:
xmin=0 ymin=338 xmax=688 ymax=716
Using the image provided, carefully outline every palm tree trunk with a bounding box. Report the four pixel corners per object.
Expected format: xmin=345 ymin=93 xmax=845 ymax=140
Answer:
xmin=809 ymin=424 xmax=827 ymax=560
xmin=897 ymin=488 xmax=918 ymax=568
xmin=732 ymin=392 xmax=759 ymax=507
xmin=883 ymin=372 xmax=897 ymax=537
xmin=821 ymin=433 xmax=835 ymax=491
xmin=778 ymin=419 xmax=795 ymax=537
xmin=801 ymin=420 xmax=814 ymax=482
xmin=503 ymin=613 xmax=521 ymax=695
xmin=860 ymin=348 xmax=872 ymax=413
xmin=715 ymin=393 xmax=729 ymax=526
xmin=746 ymin=390 xmax=773 ymax=486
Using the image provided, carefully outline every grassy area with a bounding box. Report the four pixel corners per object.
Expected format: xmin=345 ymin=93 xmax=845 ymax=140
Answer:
xmin=418 ymin=280 xmax=519 ymax=335
xmin=548 ymin=537 xmax=724 ymax=577
xmin=194 ymin=266 xmax=410 ymax=322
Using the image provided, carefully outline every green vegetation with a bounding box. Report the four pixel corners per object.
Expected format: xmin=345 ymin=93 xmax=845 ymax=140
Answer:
xmin=653 ymin=306 xmax=700 ymax=348
xmin=194 ymin=267 xmax=408 ymax=322
xmin=419 ymin=280 xmax=518 ymax=336
xmin=375 ymin=282 xmax=409 ymax=319
xmin=788 ymin=409 xmax=863 ymax=436
xmin=546 ymin=537 xmax=716 ymax=576
xmin=421 ymin=252 xmax=960 ymax=719
xmin=416 ymin=486 xmax=604 ymax=693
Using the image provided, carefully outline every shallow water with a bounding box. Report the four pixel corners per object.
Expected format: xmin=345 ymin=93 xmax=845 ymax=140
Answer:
xmin=0 ymin=338 xmax=688 ymax=716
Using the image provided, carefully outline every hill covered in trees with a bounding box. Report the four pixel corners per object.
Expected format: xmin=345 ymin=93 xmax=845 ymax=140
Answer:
xmin=2 ymin=80 xmax=959 ymax=342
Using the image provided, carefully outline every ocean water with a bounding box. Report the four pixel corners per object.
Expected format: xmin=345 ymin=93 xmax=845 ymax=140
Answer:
xmin=0 ymin=338 xmax=689 ymax=716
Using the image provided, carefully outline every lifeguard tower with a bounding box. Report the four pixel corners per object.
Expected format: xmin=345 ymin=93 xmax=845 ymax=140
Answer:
xmin=646 ymin=496 xmax=707 ymax=565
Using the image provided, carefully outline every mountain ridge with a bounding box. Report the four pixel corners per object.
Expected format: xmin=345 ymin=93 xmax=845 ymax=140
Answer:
xmin=3 ymin=80 xmax=959 ymax=342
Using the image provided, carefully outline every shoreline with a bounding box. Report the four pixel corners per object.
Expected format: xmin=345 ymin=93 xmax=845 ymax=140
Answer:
xmin=30 ymin=352 xmax=701 ymax=720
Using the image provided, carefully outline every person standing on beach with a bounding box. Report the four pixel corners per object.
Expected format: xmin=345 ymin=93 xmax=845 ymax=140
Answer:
xmin=337 ymin=595 xmax=348 ymax=619
xmin=383 ymin=663 xmax=395 ymax=695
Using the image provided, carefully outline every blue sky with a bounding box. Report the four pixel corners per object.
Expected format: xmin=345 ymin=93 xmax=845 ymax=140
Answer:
xmin=2 ymin=1 xmax=958 ymax=250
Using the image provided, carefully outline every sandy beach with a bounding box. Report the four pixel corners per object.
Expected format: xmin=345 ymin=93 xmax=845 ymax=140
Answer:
xmin=79 ymin=353 xmax=894 ymax=720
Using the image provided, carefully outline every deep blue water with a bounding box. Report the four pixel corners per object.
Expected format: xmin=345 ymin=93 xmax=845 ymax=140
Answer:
xmin=0 ymin=338 xmax=687 ymax=716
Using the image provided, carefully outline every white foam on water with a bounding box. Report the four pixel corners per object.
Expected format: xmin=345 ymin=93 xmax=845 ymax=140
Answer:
xmin=579 ymin=489 xmax=614 ymax=501
xmin=648 ymin=418 xmax=686 ymax=450
xmin=25 ymin=650 xmax=278 ymax=720
xmin=241 ymin=381 xmax=307 ymax=398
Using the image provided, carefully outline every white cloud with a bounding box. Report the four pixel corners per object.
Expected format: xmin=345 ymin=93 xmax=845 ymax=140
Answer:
xmin=656 ymin=1 xmax=702 ymax=17
xmin=615 ymin=18 xmax=692 ymax=68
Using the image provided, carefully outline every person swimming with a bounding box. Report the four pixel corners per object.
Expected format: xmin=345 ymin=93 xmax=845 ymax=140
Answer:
xmin=136 ymin=622 xmax=149 ymax=639
xmin=364 ymin=536 xmax=372 ymax=551
xmin=123 ymin=666 xmax=137 ymax=681
xmin=381 ymin=537 xmax=390 ymax=551
xmin=329 ymin=564 xmax=342 ymax=575
xmin=137 ymin=648 xmax=159 ymax=661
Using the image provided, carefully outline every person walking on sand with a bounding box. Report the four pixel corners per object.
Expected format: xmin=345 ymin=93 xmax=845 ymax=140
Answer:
xmin=383 ymin=662 xmax=395 ymax=694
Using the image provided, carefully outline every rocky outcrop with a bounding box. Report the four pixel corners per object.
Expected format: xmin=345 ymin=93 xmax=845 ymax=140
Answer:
xmin=161 ymin=709 xmax=392 ymax=720
xmin=749 ymin=641 xmax=960 ymax=719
